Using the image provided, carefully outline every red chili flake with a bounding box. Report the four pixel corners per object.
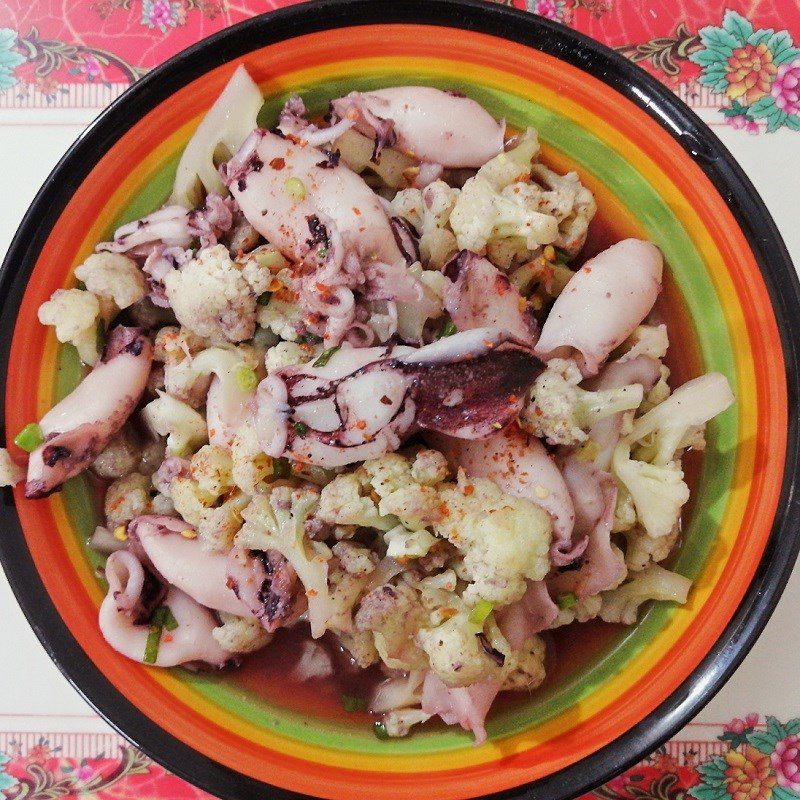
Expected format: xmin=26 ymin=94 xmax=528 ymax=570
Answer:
xmin=353 ymin=207 xmax=362 ymax=216
xmin=463 ymin=484 xmax=475 ymax=496
xmin=379 ymin=395 xmax=392 ymax=405
xmin=355 ymin=420 xmax=367 ymax=430
xmin=507 ymin=394 xmax=518 ymax=403
xmin=269 ymin=157 xmax=286 ymax=170
xmin=584 ymin=267 xmax=592 ymax=273
xmin=163 ymin=633 xmax=174 ymax=643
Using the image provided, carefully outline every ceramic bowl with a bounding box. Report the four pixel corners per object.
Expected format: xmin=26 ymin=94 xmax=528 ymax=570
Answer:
xmin=2 ymin=1 xmax=799 ymax=799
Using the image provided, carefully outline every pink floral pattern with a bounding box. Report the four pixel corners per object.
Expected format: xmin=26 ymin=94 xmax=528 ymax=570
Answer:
xmin=772 ymin=735 xmax=800 ymax=792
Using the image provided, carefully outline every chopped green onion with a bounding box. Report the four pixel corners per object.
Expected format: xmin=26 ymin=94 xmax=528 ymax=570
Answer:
xmin=313 ymin=346 xmax=340 ymax=368
xmin=256 ymin=292 xmax=271 ymax=306
xmin=557 ymin=592 xmax=577 ymax=610
xmin=143 ymin=606 xmax=179 ymax=663
xmin=235 ymin=364 xmax=258 ymax=392
xmin=284 ymin=176 xmax=307 ymax=201
xmin=299 ymin=332 xmax=323 ymax=345
xmin=273 ymin=457 xmax=291 ymax=478
xmin=14 ymin=423 xmax=44 ymax=453
xmin=373 ymin=721 xmax=390 ymax=740
xmin=341 ymin=694 xmax=368 ymax=713
xmin=161 ymin=606 xmax=179 ymax=631
xmin=293 ymin=422 xmax=309 ymax=436
xmin=468 ymin=599 xmax=494 ymax=626
xmin=437 ymin=319 xmax=457 ymax=338
xmin=555 ymin=249 xmax=570 ymax=266
xmin=74 ymin=280 xmax=86 ymax=291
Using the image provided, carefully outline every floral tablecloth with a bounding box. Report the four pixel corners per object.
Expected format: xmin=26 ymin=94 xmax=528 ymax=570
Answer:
xmin=0 ymin=1 xmax=798 ymax=798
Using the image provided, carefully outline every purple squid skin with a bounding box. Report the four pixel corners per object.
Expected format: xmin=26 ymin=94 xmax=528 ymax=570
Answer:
xmin=257 ymin=328 xmax=545 ymax=468
xmin=25 ymin=326 xmax=153 ymax=499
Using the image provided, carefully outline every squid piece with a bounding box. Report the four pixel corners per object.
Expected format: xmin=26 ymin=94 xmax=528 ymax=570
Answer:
xmin=496 ymin=580 xmax=559 ymax=648
xmin=330 ymin=87 xmax=505 ymax=168
xmin=256 ymin=328 xmax=543 ymax=468
xmin=429 ymin=424 xmax=581 ymax=566
xmin=535 ymin=240 xmax=663 ymax=376
xmin=443 ymin=251 xmax=537 ymax=346
xmin=99 ymin=551 xmax=233 ymax=667
xmin=25 ymin=327 xmax=153 ymax=498
xmin=421 ymin=672 xmax=501 ymax=745
xmin=550 ymin=454 xmax=625 ymax=598
xmin=224 ymin=128 xmax=403 ymax=274
xmin=225 ymin=547 xmax=308 ymax=632
xmin=190 ymin=348 xmax=256 ymax=448
xmin=585 ymin=355 xmax=663 ymax=469
xmin=129 ymin=516 xmax=250 ymax=616
xmin=98 ymin=196 xmax=235 ymax=256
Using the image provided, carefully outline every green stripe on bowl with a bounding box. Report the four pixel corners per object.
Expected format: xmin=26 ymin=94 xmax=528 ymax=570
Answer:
xmin=53 ymin=73 xmax=738 ymax=755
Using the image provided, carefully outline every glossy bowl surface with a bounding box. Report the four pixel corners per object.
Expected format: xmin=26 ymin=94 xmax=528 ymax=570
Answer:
xmin=1 ymin=2 xmax=799 ymax=799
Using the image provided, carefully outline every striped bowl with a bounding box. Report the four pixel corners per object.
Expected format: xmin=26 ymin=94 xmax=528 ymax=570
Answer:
xmin=1 ymin=2 xmax=799 ymax=799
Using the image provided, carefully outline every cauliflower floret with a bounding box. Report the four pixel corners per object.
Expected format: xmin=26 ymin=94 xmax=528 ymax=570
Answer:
xmin=450 ymin=176 xmax=559 ymax=255
xmin=500 ymin=634 xmax=547 ymax=691
xmin=151 ymin=492 xmax=175 ymax=516
xmin=264 ymin=340 xmax=316 ymax=374
xmin=235 ymin=244 xmax=289 ymax=296
xmin=91 ymin=427 xmax=142 ymax=479
xmin=416 ymin=612 xmax=504 ymax=687
xmin=104 ymin=472 xmax=152 ymax=529
xmin=520 ymin=358 xmax=644 ymax=447
xmin=0 ymin=448 xmax=24 ymax=486
xmin=640 ymin=364 xmax=671 ymax=414
xmin=628 ymin=373 xmax=734 ymax=466
xmin=236 ymin=485 xmax=333 ymax=638
xmin=548 ymin=594 xmax=602 ymax=629
xmin=359 ymin=449 xmax=449 ymax=497
xmin=257 ymin=294 xmax=302 ymax=341
xmin=384 ymin=525 xmax=439 ymax=561
xmin=154 ymin=326 xmax=212 ymax=408
xmin=190 ymin=445 xmax=234 ymax=500
xmin=624 ymin=525 xmax=679 ymax=571
xmin=612 ymin=484 xmax=637 ymax=533
xmin=391 ymin=181 xmax=460 ymax=269
xmin=38 ymin=288 xmax=101 ymax=365
xmin=434 ymin=473 xmax=551 ymax=605
xmin=230 ymin=419 xmax=272 ymax=495
xmin=169 ymin=476 xmax=215 ymax=526
xmin=213 ymin=612 xmax=272 ymax=653
xmin=618 ymin=324 xmax=669 ymax=362
xmin=411 ymin=449 xmax=451 ymax=486
xmin=337 ymin=630 xmax=379 ymax=668
xmin=318 ymin=473 xmax=398 ymax=531
xmin=74 ymin=252 xmax=146 ymax=310
xmin=383 ymin=708 xmax=432 ymax=738
xmin=612 ymin=442 xmax=690 ymax=540
xmin=529 ymin=163 xmax=597 ymax=257
xmin=164 ymin=244 xmax=256 ymax=343
xmin=379 ymin=484 xmax=444 ymax=530
xmin=331 ymin=541 xmax=378 ymax=576
xmin=197 ymin=493 xmax=248 ymax=551
xmin=600 ymin=564 xmax=691 ymax=625
xmin=142 ymin=392 xmax=208 ymax=456
xmin=477 ymin=128 xmax=540 ymax=188
xmin=326 ymin=557 xmax=372 ymax=634
xmin=355 ymin=583 xmax=428 ymax=671
xmin=358 ymin=453 xmax=414 ymax=498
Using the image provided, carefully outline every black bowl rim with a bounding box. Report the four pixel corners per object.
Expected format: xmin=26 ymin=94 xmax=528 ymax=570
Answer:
xmin=1 ymin=1 xmax=799 ymax=799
